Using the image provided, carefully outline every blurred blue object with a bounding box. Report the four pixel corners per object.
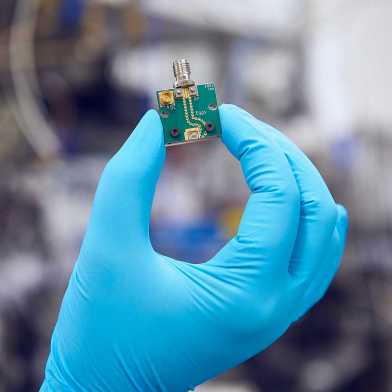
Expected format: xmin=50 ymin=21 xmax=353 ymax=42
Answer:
xmin=331 ymin=135 xmax=357 ymax=170
xmin=58 ymin=0 xmax=85 ymax=34
xmin=151 ymin=218 xmax=225 ymax=263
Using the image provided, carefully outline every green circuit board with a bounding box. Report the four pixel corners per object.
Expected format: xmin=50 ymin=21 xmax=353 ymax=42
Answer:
xmin=157 ymin=83 xmax=221 ymax=146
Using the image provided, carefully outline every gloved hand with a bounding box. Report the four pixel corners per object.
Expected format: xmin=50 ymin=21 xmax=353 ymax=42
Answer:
xmin=40 ymin=104 xmax=348 ymax=392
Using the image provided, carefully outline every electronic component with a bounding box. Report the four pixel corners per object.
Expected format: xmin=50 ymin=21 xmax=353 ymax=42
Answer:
xmin=158 ymin=90 xmax=175 ymax=106
xmin=184 ymin=127 xmax=201 ymax=141
xmin=156 ymin=59 xmax=222 ymax=146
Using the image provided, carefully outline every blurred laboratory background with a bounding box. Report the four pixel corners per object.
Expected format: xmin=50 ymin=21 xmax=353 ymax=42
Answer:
xmin=1 ymin=0 xmax=392 ymax=391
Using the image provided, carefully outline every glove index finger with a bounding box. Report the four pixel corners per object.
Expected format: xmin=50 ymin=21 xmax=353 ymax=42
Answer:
xmin=208 ymin=104 xmax=300 ymax=278
xmin=225 ymin=105 xmax=339 ymax=286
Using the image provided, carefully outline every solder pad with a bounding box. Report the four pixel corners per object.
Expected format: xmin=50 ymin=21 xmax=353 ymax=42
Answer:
xmin=157 ymin=83 xmax=222 ymax=146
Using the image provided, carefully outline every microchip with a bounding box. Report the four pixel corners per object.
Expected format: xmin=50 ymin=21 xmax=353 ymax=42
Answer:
xmin=156 ymin=59 xmax=222 ymax=146
xmin=184 ymin=127 xmax=201 ymax=141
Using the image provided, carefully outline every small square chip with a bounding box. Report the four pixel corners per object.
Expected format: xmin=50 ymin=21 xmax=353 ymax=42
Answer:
xmin=156 ymin=59 xmax=222 ymax=146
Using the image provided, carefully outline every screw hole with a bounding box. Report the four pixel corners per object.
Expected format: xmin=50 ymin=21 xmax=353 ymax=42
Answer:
xmin=171 ymin=128 xmax=180 ymax=137
xmin=205 ymin=123 xmax=214 ymax=132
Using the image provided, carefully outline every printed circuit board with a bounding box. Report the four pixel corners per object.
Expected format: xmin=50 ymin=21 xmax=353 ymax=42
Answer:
xmin=157 ymin=59 xmax=221 ymax=146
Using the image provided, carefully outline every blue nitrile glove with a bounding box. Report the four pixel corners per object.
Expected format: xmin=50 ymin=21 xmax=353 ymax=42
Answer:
xmin=40 ymin=104 xmax=348 ymax=392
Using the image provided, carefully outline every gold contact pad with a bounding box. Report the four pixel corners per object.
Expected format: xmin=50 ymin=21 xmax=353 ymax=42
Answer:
xmin=158 ymin=90 xmax=175 ymax=106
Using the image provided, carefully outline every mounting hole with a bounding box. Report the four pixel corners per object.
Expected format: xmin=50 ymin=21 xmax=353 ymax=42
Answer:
xmin=171 ymin=128 xmax=180 ymax=137
xmin=208 ymin=103 xmax=217 ymax=111
xmin=205 ymin=123 xmax=214 ymax=132
xmin=160 ymin=111 xmax=169 ymax=118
